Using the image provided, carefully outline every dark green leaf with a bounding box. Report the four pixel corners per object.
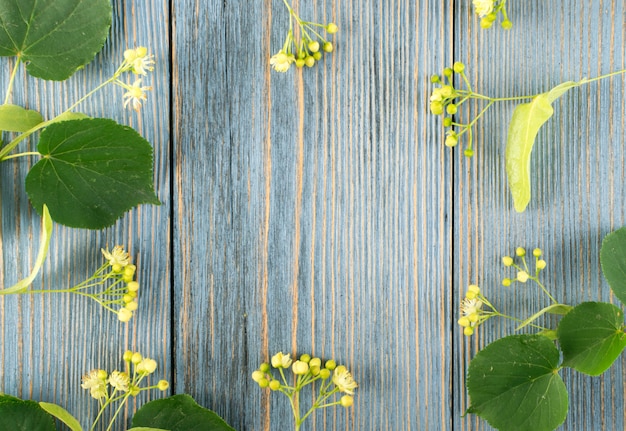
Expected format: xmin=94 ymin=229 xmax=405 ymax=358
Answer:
xmin=0 ymin=395 xmax=56 ymax=431
xmin=466 ymin=334 xmax=568 ymax=431
xmin=0 ymin=0 xmax=112 ymax=80
xmin=132 ymin=394 xmax=235 ymax=431
xmin=26 ymin=118 xmax=160 ymax=229
xmin=557 ymin=301 xmax=626 ymax=376
xmin=600 ymin=226 xmax=626 ymax=305
xmin=0 ymin=104 xmax=43 ymax=132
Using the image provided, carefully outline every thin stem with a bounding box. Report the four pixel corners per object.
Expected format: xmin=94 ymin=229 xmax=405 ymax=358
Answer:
xmin=583 ymin=68 xmax=626 ymax=84
xmin=105 ymin=394 xmax=130 ymax=431
xmin=495 ymin=312 xmax=549 ymax=330
xmin=0 ymin=151 xmax=40 ymax=160
xmin=457 ymin=101 xmax=494 ymax=138
xmin=4 ymin=56 xmax=21 ymax=105
xmin=531 ymin=277 xmax=558 ymax=304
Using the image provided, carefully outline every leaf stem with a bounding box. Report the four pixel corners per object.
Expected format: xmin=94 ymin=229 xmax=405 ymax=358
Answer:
xmin=0 ymin=151 xmax=40 ymax=160
xmin=582 ymin=68 xmax=626 ymax=84
xmin=4 ymin=56 xmax=21 ymax=105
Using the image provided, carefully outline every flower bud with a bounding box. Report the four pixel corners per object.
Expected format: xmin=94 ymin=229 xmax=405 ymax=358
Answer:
xmin=123 ymin=350 xmax=133 ymax=362
xmin=517 ymin=271 xmax=529 ymax=283
xmin=258 ymin=378 xmax=270 ymax=388
xmin=537 ymin=259 xmax=547 ymax=270
xmin=515 ymin=247 xmax=526 ymax=257
xmin=313 ymin=51 xmax=322 ymax=61
xmin=295 ymin=58 xmax=305 ymax=68
xmin=502 ymin=256 xmax=513 ymax=266
xmin=97 ymin=369 xmax=108 ymax=380
xmin=443 ymin=67 xmax=453 ymax=77
xmin=118 ymin=307 xmax=133 ymax=322
xmin=326 ymin=23 xmax=339 ymax=33
xmin=131 ymin=352 xmax=143 ymax=364
xmin=300 ymin=353 xmax=311 ymax=363
xmin=319 ymin=368 xmax=331 ymax=379
xmin=158 ymin=380 xmax=170 ymax=391
xmin=533 ymin=248 xmax=542 ymax=257
xmin=468 ymin=313 xmax=478 ymax=323
xmin=269 ymin=380 xmax=281 ymax=391
xmin=125 ymin=301 xmax=138 ymax=311
xmin=463 ymin=326 xmax=474 ymax=336
xmin=446 ymin=104 xmax=457 ymax=115
xmin=468 ymin=284 xmax=480 ymax=294
xmin=322 ymin=42 xmax=333 ymax=53
xmin=480 ymin=18 xmax=493 ymax=29
xmin=309 ymin=357 xmax=322 ymax=368
xmin=430 ymin=74 xmax=441 ymax=83
xmin=292 ymin=360 xmax=309 ymax=375
xmin=458 ymin=317 xmax=470 ymax=327
xmin=502 ymin=278 xmax=512 ymax=287
xmin=325 ymin=359 xmax=337 ymax=370
xmin=341 ymin=395 xmax=354 ymax=407
xmin=443 ymin=117 xmax=452 ymax=127
xmin=501 ymin=20 xmax=513 ymax=30
xmin=464 ymin=148 xmax=474 ymax=157
xmin=305 ymin=56 xmax=315 ymax=67
xmin=444 ymin=135 xmax=458 ymax=147
xmin=453 ymin=62 xmax=465 ymax=73
xmin=308 ymin=41 xmax=320 ymax=52
xmin=112 ymin=264 xmax=123 ymax=273
xmin=127 ymin=281 xmax=140 ymax=292
xmin=430 ymin=102 xmax=444 ymax=116
xmin=259 ymin=362 xmax=270 ymax=373
xmin=486 ymin=12 xmax=497 ymax=22
xmin=252 ymin=370 xmax=265 ymax=383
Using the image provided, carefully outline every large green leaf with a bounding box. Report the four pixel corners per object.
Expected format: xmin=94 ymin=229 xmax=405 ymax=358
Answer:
xmin=505 ymin=95 xmax=553 ymax=213
xmin=39 ymin=402 xmax=82 ymax=431
xmin=131 ymin=394 xmax=236 ymax=431
xmin=0 ymin=0 xmax=112 ymax=81
xmin=466 ymin=334 xmax=568 ymax=431
xmin=600 ymin=226 xmax=626 ymax=305
xmin=25 ymin=118 xmax=160 ymax=229
xmin=0 ymin=395 xmax=56 ymax=431
xmin=0 ymin=104 xmax=43 ymax=132
xmin=557 ymin=302 xmax=626 ymax=376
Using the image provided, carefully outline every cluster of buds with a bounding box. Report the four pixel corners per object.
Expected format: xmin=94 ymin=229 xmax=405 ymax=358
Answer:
xmin=430 ymin=62 xmax=478 ymax=157
xmin=113 ymin=46 xmax=155 ymax=111
xmin=270 ymin=0 xmax=338 ymax=72
xmin=81 ymin=351 xmax=168 ymax=401
xmin=473 ymin=0 xmax=512 ymax=29
xmin=252 ymin=351 xmax=357 ymax=428
xmin=501 ymin=247 xmax=547 ymax=287
xmin=458 ymin=285 xmax=496 ymax=336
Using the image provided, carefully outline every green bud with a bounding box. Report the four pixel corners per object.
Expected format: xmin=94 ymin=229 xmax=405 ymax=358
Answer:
xmin=308 ymin=41 xmax=320 ymax=52
xmin=305 ymin=56 xmax=315 ymax=67
xmin=300 ymin=353 xmax=311 ymax=363
xmin=322 ymin=42 xmax=333 ymax=53
xmin=502 ymin=278 xmax=512 ymax=287
xmin=443 ymin=68 xmax=453 ymax=77
xmin=340 ymin=395 xmax=354 ymax=407
xmin=444 ymin=135 xmax=458 ymax=147
xmin=533 ymin=248 xmax=542 ymax=257
xmin=269 ymin=380 xmax=281 ymax=391
xmin=259 ymin=378 xmax=270 ymax=388
xmin=453 ymin=62 xmax=465 ymax=73
xmin=430 ymin=74 xmax=441 ymax=83
xmin=464 ymin=148 xmax=474 ymax=157
xmin=326 ymin=23 xmax=339 ymax=33
xmin=443 ymin=117 xmax=452 ymax=127
xmin=325 ymin=359 xmax=337 ymax=370
xmin=480 ymin=18 xmax=493 ymax=29
xmin=295 ymin=59 xmax=305 ymax=68
xmin=313 ymin=51 xmax=322 ymax=61
xmin=319 ymin=368 xmax=331 ymax=379
xmin=486 ymin=12 xmax=497 ymax=22
xmin=259 ymin=362 xmax=270 ymax=373
xmin=502 ymin=256 xmax=513 ymax=266
xmin=516 ymin=247 xmax=526 ymax=257
xmin=430 ymin=101 xmax=444 ymax=116
xmin=501 ymin=20 xmax=513 ymax=30
xmin=251 ymin=370 xmax=265 ymax=382
xmin=439 ymin=85 xmax=453 ymax=98
xmin=446 ymin=104 xmax=457 ymax=115
xmin=537 ymin=259 xmax=547 ymax=270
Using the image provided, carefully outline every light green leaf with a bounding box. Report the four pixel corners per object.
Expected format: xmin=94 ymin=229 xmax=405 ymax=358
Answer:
xmin=466 ymin=334 xmax=568 ymax=431
xmin=50 ymin=111 xmax=90 ymax=124
xmin=515 ymin=303 xmax=573 ymax=330
xmin=127 ymin=428 xmax=170 ymax=431
xmin=39 ymin=402 xmax=82 ymax=431
xmin=25 ymin=118 xmax=160 ymax=229
xmin=544 ymin=80 xmax=582 ymax=103
xmin=505 ymin=95 xmax=554 ymax=212
xmin=0 ymin=104 xmax=43 ymax=132
xmin=0 ymin=0 xmax=112 ymax=80
xmin=132 ymin=394 xmax=235 ymax=431
xmin=557 ymin=301 xmax=626 ymax=376
xmin=600 ymin=226 xmax=626 ymax=305
xmin=0 ymin=395 xmax=56 ymax=431
xmin=0 ymin=205 xmax=52 ymax=295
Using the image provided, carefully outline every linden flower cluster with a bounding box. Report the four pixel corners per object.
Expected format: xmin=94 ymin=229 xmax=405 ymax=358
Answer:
xmin=81 ymin=351 xmax=168 ymax=429
xmin=501 ymin=247 xmax=548 ymax=287
xmin=473 ymin=0 xmax=512 ymax=30
xmin=112 ymin=46 xmax=155 ymax=111
xmin=270 ymin=0 xmax=338 ymax=72
xmin=252 ymin=351 xmax=358 ymax=430
xmin=458 ymin=285 xmax=499 ymax=336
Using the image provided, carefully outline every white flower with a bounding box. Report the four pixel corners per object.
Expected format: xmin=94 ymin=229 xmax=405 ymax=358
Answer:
xmin=292 ymin=360 xmax=309 ymax=375
xmin=270 ymin=51 xmax=295 ymax=72
xmin=81 ymin=370 xmax=108 ymax=400
xmin=124 ymin=46 xmax=155 ymax=75
xmin=136 ymin=358 xmax=158 ymax=374
xmin=430 ymin=87 xmax=444 ymax=102
xmin=473 ymin=0 xmax=494 ymax=17
xmin=123 ymin=79 xmax=152 ymax=111
xmin=108 ymin=371 xmax=130 ymax=392
xmin=332 ymin=365 xmax=358 ymax=395
xmin=118 ymin=307 xmax=133 ymax=322
xmin=101 ymin=246 xmax=130 ymax=267
xmin=271 ymin=351 xmax=292 ymax=368
xmin=461 ymin=297 xmax=483 ymax=318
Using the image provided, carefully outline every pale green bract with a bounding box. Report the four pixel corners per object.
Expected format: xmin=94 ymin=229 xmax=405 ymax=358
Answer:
xmin=39 ymin=402 xmax=83 ymax=431
xmin=505 ymin=81 xmax=583 ymax=212
xmin=0 ymin=104 xmax=43 ymax=132
xmin=0 ymin=0 xmax=112 ymax=81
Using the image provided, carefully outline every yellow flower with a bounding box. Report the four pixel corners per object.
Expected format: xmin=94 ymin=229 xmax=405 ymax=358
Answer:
xmin=118 ymin=307 xmax=133 ymax=322
xmin=270 ymin=51 xmax=295 ymax=72
xmin=101 ymin=246 xmax=130 ymax=267
xmin=271 ymin=351 xmax=293 ymax=368
xmin=332 ymin=365 xmax=358 ymax=395
xmin=292 ymin=360 xmax=309 ymax=375
xmin=81 ymin=369 xmax=108 ymax=400
xmin=473 ymin=0 xmax=494 ymax=17
xmin=108 ymin=371 xmax=130 ymax=392
xmin=461 ymin=297 xmax=483 ymax=318
xmin=123 ymin=79 xmax=152 ymax=112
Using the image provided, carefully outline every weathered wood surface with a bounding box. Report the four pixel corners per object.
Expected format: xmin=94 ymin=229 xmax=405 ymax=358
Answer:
xmin=0 ymin=1 xmax=625 ymax=430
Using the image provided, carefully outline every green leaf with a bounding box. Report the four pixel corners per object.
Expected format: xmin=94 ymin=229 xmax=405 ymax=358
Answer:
xmin=0 ymin=0 xmax=112 ymax=80
xmin=0 ymin=104 xmax=43 ymax=132
xmin=544 ymin=80 xmax=582 ymax=103
xmin=0 ymin=205 xmax=52 ymax=295
xmin=50 ymin=111 xmax=90 ymax=124
xmin=39 ymin=402 xmax=82 ymax=431
xmin=25 ymin=118 xmax=160 ymax=229
xmin=600 ymin=226 xmax=626 ymax=305
xmin=505 ymin=95 xmax=554 ymax=213
xmin=0 ymin=396 xmax=56 ymax=431
xmin=557 ymin=301 xmax=626 ymax=376
xmin=466 ymin=334 xmax=568 ymax=431
xmin=515 ymin=303 xmax=573 ymax=330
xmin=132 ymin=394 xmax=236 ymax=431
xmin=127 ymin=428 xmax=170 ymax=431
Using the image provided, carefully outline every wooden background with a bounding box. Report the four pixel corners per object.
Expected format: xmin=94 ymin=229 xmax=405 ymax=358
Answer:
xmin=0 ymin=0 xmax=625 ymax=430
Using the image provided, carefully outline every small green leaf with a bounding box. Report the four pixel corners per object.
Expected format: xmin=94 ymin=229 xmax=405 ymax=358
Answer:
xmin=0 ymin=104 xmax=44 ymax=132
xmin=25 ymin=118 xmax=160 ymax=229
xmin=505 ymin=95 xmax=554 ymax=212
xmin=600 ymin=226 xmax=626 ymax=305
xmin=515 ymin=303 xmax=573 ymax=330
xmin=39 ymin=402 xmax=82 ymax=431
xmin=132 ymin=394 xmax=236 ymax=431
xmin=466 ymin=334 xmax=568 ymax=431
xmin=544 ymin=80 xmax=582 ymax=103
xmin=0 ymin=396 xmax=56 ymax=431
xmin=557 ymin=301 xmax=626 ymax=376
xmin=0 ymin=205 xmax=53 ymax=295
xmin=0 ymin=0 xmax=112 ymax=80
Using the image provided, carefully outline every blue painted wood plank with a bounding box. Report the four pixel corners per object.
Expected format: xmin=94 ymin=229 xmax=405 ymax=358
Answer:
xmin=0 ymin=1 xmax=171 ymax=430
xmin=173 ymin=0 xmax=452 ymax=429
xmin=451 ymin=1 xmax=626 ymax=430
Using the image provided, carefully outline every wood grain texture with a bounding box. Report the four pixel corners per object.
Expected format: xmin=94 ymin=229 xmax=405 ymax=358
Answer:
xmin=452 ymin=1 xmax=626 ymax=430
xmin=173 ymin=0 xmax=451 ymax=429
xmin=0 ymin=1 xmax=171 ymax=430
